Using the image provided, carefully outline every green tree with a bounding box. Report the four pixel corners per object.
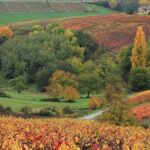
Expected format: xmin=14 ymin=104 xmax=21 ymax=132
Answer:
xmin=74 ymin=30 xmax=98 ymax=60
xmin=117 ymin=45 xmax=132 ymax=81
xmin=120 ymin=0 xmax=139 ymax=13
xmin=78 ymin=73 xmax=101 ymax=98
xmin=129 ymin=67 xmax=150 ymax=92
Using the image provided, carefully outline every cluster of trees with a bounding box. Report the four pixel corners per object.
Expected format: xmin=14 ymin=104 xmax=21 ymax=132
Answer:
xmin=0 ymin=23 xmax=117 ymax=96
xmin=118 ymin=26 xmax=150 ymax=92
xmin=99 ymin=0 xmax=150 ymax=14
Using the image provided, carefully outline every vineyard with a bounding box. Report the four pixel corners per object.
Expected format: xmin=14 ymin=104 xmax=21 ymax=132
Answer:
xmin=0 ymin=2 xmax=86 ymax=13
xmin=128 ymin=90 xmax=150 ymax=105
xmin=131 ymin=103 xmax=150 ymax=121
xmin=62 ymin=14 xmax=150 ymax=51
xmin=1 ymin=117 xmax=150 ymax=149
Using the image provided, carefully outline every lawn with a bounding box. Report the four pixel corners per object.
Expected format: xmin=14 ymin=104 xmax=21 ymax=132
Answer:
xmin=0 ymin=5 xmax=116 ymax=25
xmin=0 ymin=90 xmax=103 ymax=115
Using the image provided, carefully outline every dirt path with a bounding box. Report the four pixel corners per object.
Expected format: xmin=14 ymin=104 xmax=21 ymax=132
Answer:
xmin=80 ymin=94 xmax=134 ymax=120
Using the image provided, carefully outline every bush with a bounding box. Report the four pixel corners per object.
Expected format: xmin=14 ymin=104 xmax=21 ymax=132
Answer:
xmin=129 ymin=67 xmax=150 ymax=92
xmin=88 ymin=97 xmax=100 ymax=109
xmin=0 ymin=91 xmax=10 ymax=98
xmin=0 ymin=104 xmax=5 ymax=112
xmin=63 ymin=106 xmax=74 ymax=114
xmin=99 ymin=102 xmax=139 ymax=127
xmin=38 ymin=107 xmax=57 ymax=117
xmin=5 ymin=107 xmax=12 ymax=112
xmin=21 ymin=106 xmax=32 ymax=114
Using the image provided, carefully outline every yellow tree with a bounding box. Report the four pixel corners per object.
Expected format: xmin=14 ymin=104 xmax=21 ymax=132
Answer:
xmin=109 ymin=0 xmax=118 ymax=9
xmin=131 ymin=26 xmax=147 ymax=69
xmin=138 ymin=0 xmax=148 ymax=5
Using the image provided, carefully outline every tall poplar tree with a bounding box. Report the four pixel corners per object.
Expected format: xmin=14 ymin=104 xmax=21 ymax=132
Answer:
xmin=131 ymin=26 xmax=147 ymax=69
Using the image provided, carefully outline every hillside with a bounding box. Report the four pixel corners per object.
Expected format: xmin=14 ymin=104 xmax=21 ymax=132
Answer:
xmin=62 ymin=14 xmax=150 ymax=51
xmin=1 ymin=117 xmax=150 ymax=149
xmin=0 ymin=2 xmax=116 ymax=25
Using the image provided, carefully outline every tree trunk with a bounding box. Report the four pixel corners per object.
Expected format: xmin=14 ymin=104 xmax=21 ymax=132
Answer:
xmin=87 ymin=91 xmax=90 ymax=98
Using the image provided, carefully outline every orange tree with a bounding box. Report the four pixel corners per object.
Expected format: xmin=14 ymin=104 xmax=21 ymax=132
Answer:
xmin=46 ymin=70 xmax=79 ymax=100
xmin=64 ymin=86 xmax=79 ymax=101
xmin=0 ymin=26 xmax=13 ymax=44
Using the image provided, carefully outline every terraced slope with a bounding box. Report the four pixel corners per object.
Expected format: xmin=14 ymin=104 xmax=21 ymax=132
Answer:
xmin=0 ymin=2 xmax=10 ymax=13
xmin=6 ymin=2 xmax=29 ymax=13
xmin=49 ymin=3 xmax=65 ymax=12
xmin=27 ymin=2 xmax=50 ymax=12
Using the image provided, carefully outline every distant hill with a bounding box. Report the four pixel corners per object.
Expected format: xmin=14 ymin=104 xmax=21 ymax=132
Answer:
xmin=0 ymin=2 xmax=117 ymax=25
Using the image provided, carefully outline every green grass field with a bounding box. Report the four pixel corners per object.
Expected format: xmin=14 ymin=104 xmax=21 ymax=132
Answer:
xmin=0 ymin=5 xmax=116 ymax=25
xmin=0 ymin=90 xmax=102 ymax=115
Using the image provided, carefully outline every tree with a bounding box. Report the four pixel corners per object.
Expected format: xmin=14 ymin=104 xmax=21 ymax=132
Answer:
xmin=109 ymin=0 xmax=118 ymax=9
xmin=120 ymin=0 xmax=139 ymax=13
xmin=46 ymin=83 xmax=63 ymax=100
xmin=50 ymin=70 xmax=78 ymax=89
xmin=99 ymin=101 xmax=139 ymax=126
xmin=78 ymin=73 xmax=101 ymax=98
xmin=10 ymin=75 xmax=27 ymax=94
xmin=0 ymin=26 xmax=13 ymax=44
xmin=96 ymin=55 xmax=117 ymax=88
xmin=129 ymin=67 xmax=150 ymax=92
xmin=74 ymin=30 xmax=98 ymax=60
xmin=47 ymin=70 xmax=79 ymax=100
xmin=99 ymin=82 xmax=139 ymax=126
xmin=64 ymin=86 xmax=79 ymax=101
xmin=138 ymin=0 xmax=148 ymax=5
xmin=117 ymin=45 xmax=132 ymax=81
xmin=131 ymin=26 xmax=147 ymax=69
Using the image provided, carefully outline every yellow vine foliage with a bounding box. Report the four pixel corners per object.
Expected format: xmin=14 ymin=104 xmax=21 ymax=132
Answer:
xmin=131 ymin=26 xmax=147 ymax=69
xmin=1 ymin=117 xmax=150 ymax=149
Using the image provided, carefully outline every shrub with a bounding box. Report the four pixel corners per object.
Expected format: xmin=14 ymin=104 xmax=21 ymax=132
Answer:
xmin=129 ymin=67 xmax=150 ymax=92
xmin=63 ymin=106 xmax=74 ymax=114
xmin=21 ymin=106 xmax=32 ymax=114
xmin=31 ymin=25 xmax=43 ymax=32
xmin=39 ymin=107 xmax=57 ymax=117
xmin=0 ymin=104 xmax=5 ymax=112
xmin=5 ymin=107 xmax=12 ymax=112
xmin=99 ymin=102 xmax=139 ymax=127
xmin=0 ymin=91 xmax=10 ymax=98
xmin=88 ymin=97 xmax=100 ymax=109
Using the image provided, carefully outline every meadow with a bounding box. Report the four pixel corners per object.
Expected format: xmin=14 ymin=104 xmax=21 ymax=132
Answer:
xmin=0 ymin=89 xmax=103 ymax=118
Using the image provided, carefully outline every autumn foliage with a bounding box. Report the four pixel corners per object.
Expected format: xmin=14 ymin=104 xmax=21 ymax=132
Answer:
xmin=1 ymin=117 xmax=150 ymax=149
xmin=46 ymin=70 xmax=79 ymax=100
xmin=64 ymin=86 xmax=79 ymax=100
xmin=131 ymin=103 xmax=150 ymax=121
xmin=128 ymin=90 xmax=150 ymax=105
xmin=62 ymin=15 xmax=150 ymax=51
xmin=0 ymin=26 xmax=13 ymax=42
xmin=131 ymin=26 xmax=147 ymax=69
xmin=88 ymin=96 xmax=100 ymax=109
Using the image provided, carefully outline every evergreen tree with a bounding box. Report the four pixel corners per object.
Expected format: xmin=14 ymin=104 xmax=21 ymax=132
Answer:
xmin=131 ymin=26 xmax=147 ymax=69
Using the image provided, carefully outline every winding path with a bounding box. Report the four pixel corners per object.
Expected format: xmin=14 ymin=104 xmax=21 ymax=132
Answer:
xmin=80 ymin=109 xmax=105 ymax=120
xmin=80 ymin=94 xmax=133 ymax=120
